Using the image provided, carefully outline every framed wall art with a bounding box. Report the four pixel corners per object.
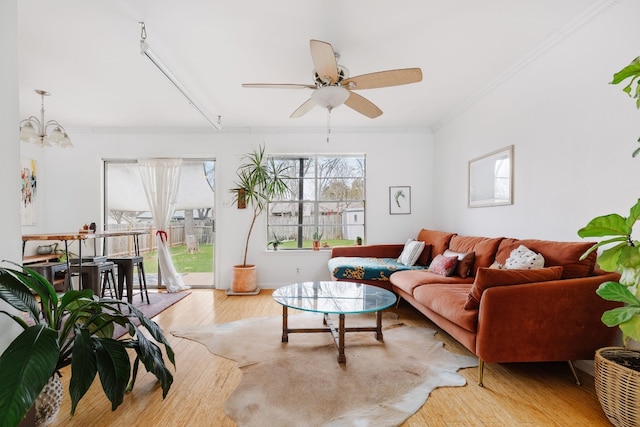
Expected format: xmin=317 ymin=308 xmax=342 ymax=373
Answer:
xmin=389 ymin=186 xmax=411 ymax=215
xmin=468 ymin=145 xmax=513 ymax=208
xmin=20 ymin=158 xmax=37 ymax=225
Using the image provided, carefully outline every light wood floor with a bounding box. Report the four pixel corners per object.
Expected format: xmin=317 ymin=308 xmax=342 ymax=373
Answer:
xmin=49 ymin=289 xmax=610 ymax=427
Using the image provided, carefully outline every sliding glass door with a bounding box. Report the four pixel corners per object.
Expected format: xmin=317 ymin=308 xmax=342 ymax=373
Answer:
xmin=103 ymin=159 xmax=215 ymax=288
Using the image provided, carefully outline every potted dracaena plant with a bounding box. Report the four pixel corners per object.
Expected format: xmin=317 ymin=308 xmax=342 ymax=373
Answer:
xmin=0 ymin=262 xmax=175 ymax=427
xmin=230 ymin=144 xmax=290 ymax=293
xmin=576 ymin=56 xmax=640 ymax=427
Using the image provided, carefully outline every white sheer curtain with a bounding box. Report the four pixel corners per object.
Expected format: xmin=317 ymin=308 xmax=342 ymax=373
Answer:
xmin=138 ymin=159 xmax=189 ymax=292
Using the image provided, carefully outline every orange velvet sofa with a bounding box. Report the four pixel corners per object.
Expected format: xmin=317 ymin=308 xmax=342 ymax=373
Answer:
xmin=329 ymin=229 xmax=621 ymax=385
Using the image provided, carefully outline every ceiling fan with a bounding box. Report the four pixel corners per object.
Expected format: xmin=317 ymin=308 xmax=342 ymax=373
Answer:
xmin=242 ymin=39 xmax=423 ymax=119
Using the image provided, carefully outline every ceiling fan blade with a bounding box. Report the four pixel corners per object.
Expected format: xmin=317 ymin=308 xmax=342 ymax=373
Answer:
xmin=343 ymin=68 xmax=422 ymax=90
xmin=344 ymin=92 xmax=383 ymax=118
xmin=310 ymin=39 xmax=338 ymax=84
xmin=290 ymin=98 xmax=316 ymax=118
xmin=242 ymin=83 xmax=315 ymax=89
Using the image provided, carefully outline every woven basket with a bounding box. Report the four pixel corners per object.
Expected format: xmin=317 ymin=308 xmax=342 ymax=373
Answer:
xmin=594 ymin=347 xmax=640 ymax=427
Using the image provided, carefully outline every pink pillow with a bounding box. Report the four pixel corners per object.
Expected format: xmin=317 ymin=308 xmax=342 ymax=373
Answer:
xmin=428 ymin=254 xmax=459 ymax=276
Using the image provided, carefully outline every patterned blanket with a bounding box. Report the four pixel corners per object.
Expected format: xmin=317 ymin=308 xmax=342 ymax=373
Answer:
xmin=328 ymin=257 xmax=427 ymax=282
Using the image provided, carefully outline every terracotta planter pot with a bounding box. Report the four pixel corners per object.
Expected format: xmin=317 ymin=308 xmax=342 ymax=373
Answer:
xmin=313 ymin=240 xmax=320 ymax=251
xmin=232 ymin=265 xmax=258 ymax=293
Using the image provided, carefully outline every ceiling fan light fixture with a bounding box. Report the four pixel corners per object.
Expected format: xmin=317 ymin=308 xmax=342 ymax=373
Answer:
xmin=311 ymin=86 xmax=349 ymax=109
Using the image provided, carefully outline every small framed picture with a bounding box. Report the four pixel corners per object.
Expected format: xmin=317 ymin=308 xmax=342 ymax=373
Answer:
xmin=389 ymin=186 xmax=411 ymax=215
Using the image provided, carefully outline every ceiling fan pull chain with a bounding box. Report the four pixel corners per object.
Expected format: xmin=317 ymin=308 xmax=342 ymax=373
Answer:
xmin=326 ymin=107 xmax=332 ymax=143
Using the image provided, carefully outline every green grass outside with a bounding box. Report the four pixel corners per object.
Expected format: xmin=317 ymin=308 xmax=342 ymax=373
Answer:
xmin=142 ymin=240 xmax=357 ymax=273
xmin=142 ymin=244 xmax=213 ymax=273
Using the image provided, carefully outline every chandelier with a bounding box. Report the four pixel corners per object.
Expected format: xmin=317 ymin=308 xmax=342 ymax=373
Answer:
xmin=20 ymin=89 xmax=73 ymax=148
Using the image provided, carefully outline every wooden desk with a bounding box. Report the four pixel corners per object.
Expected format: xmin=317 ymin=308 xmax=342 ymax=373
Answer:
xmin=22 ymin=232 xmax=90 ymax=290
xmin=93 ymin=230 xmax=148 ymax=256
xmin=22 ymin=230 xmax=150 ymax=294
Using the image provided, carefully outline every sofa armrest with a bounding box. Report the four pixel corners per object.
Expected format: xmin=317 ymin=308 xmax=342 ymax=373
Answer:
xmin=475 ymin=271 xmax=621 ymax=363
xmin=330 ymin=244 xmax=405 ymax=259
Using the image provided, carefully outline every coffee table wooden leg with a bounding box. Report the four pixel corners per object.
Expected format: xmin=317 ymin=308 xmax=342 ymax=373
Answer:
xmin=376 ymin=310 xmax=384 ymax=341
xmin=338 ymin=314 xmax=346 ymax=363
xmin=281 ymin=305 xmax=288 ymax=343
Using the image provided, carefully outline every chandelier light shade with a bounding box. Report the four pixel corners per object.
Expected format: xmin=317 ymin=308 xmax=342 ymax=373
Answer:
xmin=20 ymin=89 xmax=73 ymax=148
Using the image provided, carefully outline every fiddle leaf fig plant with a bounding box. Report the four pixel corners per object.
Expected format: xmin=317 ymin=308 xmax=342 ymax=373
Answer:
xmin=0 ymin=263 xmax=175 ymax=427
xmin=579 ymin=198 xmax=640 ymax=345
xmin=611 ymin=55 xmax=640 ymax=156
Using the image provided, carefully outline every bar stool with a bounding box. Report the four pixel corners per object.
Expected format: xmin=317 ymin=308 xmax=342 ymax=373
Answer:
xmin=108 ymin=256 xmax=149 ymax=304
xmin=26 ymin=262 xmax=69 ymax=292
xmin=69 ymin=261 xmax=117 ymax=298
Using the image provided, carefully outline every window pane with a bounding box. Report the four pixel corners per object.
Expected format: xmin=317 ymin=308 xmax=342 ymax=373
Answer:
xmin=267 ymin=154 xmax=365 ymax=249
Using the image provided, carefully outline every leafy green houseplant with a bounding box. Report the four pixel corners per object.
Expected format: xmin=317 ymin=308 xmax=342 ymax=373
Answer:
xmin=573 ymin=57 xmax=640 ymax=427
xmin=312 ymin=230 xmax=323 ymax=251
xmin=267 ymin=233 xmax=284 ymax=251
xmin=230 ymin=144 xmax=290 ymax=292
xmin=578 ymin=198 xmax=640 ymax=345
xmin=611 ymin=55 xmax=640 ymax=156
xmin=0 ymin=263 xmax=175 ymax=427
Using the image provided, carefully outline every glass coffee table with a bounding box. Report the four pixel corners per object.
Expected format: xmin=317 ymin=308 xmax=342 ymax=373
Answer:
xmin=272 ymin=281 xmax=397 ymax=363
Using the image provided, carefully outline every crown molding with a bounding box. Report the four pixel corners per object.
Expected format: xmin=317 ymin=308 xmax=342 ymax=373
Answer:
xmin=430 ymin=0 xmax=622 ymax=132
xmin=67 ymin=126 xmax=433 ymax=135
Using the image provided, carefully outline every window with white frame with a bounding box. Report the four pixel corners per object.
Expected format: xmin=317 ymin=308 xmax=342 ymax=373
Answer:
xmin=267 ymin=154 xmax=365 ymax=249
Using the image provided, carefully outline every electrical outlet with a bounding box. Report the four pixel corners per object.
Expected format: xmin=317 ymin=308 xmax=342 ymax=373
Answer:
xmin=221 ymin=199 xmax=231 ymax=208
xmin=296 ymin=267 xmax=300 ymax=274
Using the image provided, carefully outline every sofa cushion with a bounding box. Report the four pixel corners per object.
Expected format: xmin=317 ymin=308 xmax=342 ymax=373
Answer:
xmin=448 ymin=235 xmax=503 ymax=274
xmin=496 ymin=239 xmax=596 ymax=279
xmin=391 ymin=270 xmax=475 ymax=295
xmin=416 ymin=229 xmax=456 ymax=258
xmin=443 ymin=249 xmax=475 ymax=279
xmin=413 ymin=283 xmax=478 ymax=333
xmin=464 ymin=266 xmax=564 ymax=310
xmin=329 ymin=257 xmax=427 ymax=283
xmin=428 ymin=254 xmax=459 ymax=276
xmin=397 ymin=239 xmax=426 ymax=266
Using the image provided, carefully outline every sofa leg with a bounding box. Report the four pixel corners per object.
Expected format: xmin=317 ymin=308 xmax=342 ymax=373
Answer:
xmin=478 ymin=359 xmax=484 ymax=387
xmin=567 ymin=360 xmax=581 ymax=386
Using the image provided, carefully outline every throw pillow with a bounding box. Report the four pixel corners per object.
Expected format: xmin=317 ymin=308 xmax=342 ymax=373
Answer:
xmin=415 ymin=244 xmax=433 ymax=266
xmin=464 ymin=266 xmax=564 ymax=310
xmin=443 ymin=249 xmax=475 ymax=279
xmin=504 ymin=245 xmax=545 ymax=270
xmin=428 ymin=254 xmax=459 ymax=276
xmin=397 ymin=239 xmax=426 ymax=266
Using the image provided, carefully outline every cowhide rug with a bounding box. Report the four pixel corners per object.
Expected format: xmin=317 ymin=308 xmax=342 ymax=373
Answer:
xmin=172 ymin=312 xmax=477 ymax=427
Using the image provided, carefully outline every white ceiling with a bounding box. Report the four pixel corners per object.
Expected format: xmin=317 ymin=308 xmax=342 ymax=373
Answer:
xmin=17 ymin=0 xmax=602 ymax=132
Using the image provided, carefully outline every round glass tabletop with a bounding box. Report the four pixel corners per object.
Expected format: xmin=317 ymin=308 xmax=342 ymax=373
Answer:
xmin=272 ymin=281 xmax=397 ymax=314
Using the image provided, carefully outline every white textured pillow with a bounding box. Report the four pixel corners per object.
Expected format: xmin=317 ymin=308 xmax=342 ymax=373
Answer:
xmin=505 ymin=245 xmax=545 ymax=270
xmin=397 ymin=239 xmax=426 ymax=266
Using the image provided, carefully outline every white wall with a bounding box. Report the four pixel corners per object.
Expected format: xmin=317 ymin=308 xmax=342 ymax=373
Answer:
xmin=0 ymin=0 xmax=25 ymax=354
xmin=25 ymin=128 xmax=434 ymax=288
xmin=432 ymin=0 xmax=640 ymax=242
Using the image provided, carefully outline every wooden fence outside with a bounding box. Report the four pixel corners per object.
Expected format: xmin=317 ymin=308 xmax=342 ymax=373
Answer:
xmin=106 ymin=222 xmax=213 ymax=256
